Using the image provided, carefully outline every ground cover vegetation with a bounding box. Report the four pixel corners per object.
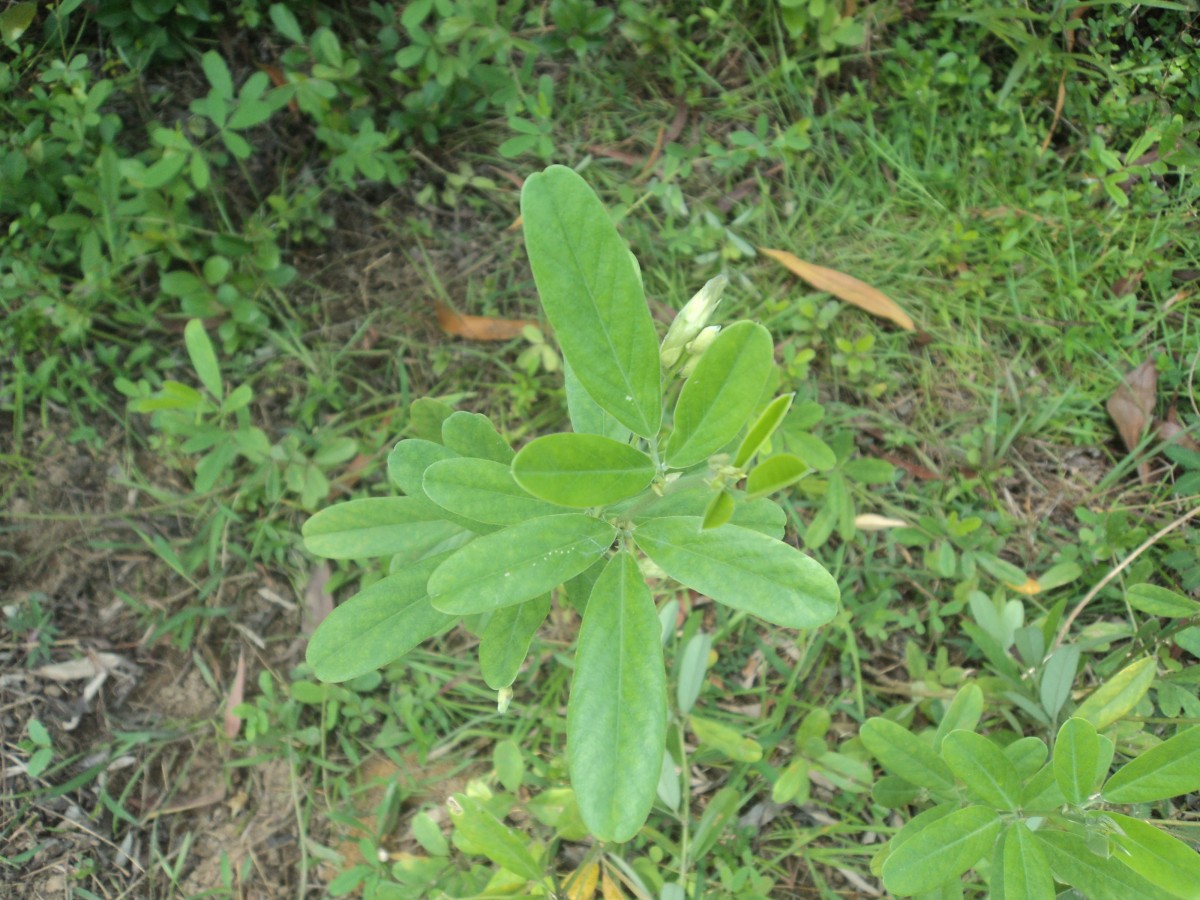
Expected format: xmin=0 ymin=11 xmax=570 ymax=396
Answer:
xmin=2 ymin=0 xmax=1199 ymax=897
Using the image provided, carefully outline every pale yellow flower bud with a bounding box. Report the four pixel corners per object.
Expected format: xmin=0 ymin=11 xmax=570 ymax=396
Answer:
xmin=660 ymin=275 xmax=727 ymax=367
xmin=679 ymin=325 xmax=721 ymax=377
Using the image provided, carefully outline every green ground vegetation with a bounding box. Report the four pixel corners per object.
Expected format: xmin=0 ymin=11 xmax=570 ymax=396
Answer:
xmin=2 ymin=0 xmax=1199 ymax=897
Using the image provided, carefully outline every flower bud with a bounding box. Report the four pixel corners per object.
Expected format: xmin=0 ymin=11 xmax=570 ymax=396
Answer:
xmin=679 ymin=326 xmax=721 ymax=377
xmin=660 ymin=275 xmax=727 ymax=367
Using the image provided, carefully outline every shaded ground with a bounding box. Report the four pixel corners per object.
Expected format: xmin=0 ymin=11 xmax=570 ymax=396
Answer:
xmin=0 ymin=173 xmax=557 ymax=895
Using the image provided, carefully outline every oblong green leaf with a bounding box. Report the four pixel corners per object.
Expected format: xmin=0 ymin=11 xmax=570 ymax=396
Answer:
xmin=441 ymin=411 xmax=514 ymax=463
xmin=974 ymin=552 xmax=1028 ymax=586
xmin=887 ymin=802 xmax=958 ymax=855
xmin=787 ymin=430 xmax=837 ymax=471
xmin=872 ymin=775 xmax=919 ymax=808
xmin=1036 ymin=830 xmax=1160 ymax=900
xmin=302 ymin=497 xmax=461 ymax=559
xmin=1054 ymin=717 xmax=1101 ymax=805
xmin=941 ymin=731 xmax=1022 ymax=810
xmin=511 ymin=433 xmax=655 ymax=507
xmin=0 ymin=2 xmax=36 ymax=43
xmin=1107 ymin=812 xmax=1200 ymax=898
xmin=1004 ymin=736 xmax=1049 ymax=779
xmin=745 ymin=453 xmax=809 ymax=499
xmin=733 ymin=393 xmax=794 ymax=467
xmin=773 ymin=758 xmax=811 ymax=805
xmin=1075 ymin=656 xmax=1157 ymax=731
xmin=881 ymin=806 xmax=1001 ymax=896
xmin=306 ymin=554 xmax=454 ymax=682
xmin=665 ymin=321 xmax=775 ymax=469
xmin=690 ymin=715 xmax=763 ymax=763
xmin=269 ymin=3 xmax=304 ymax=42
xmin=933 ymin=684 xmax=984 ymax=751
xmin=568 ymin=552 xmax=667 ymax=842
xmin=388 ymin=438 xmax=458 ymax=494
xmin=701 ymin=490 xmax=735 ymax=530
xmin=1002 ymin=823 xmax=1055 ymax=900
xmin=627 ymin=480 xmax=786 ymax=538
xmin=408 ymin=397 xmax=455 ymax=442
xmin=424 ymin=458 xmax=564 ymax=524
xmin=1040 ymin=644 xmax=1081 ymax=720
xmin=1126 ymin=583 xmax=1200 ymax=618
xmin=861 ymin=718 xmax=957 ymax=795
xmin=564 ymin=358 xmax=630 ymax=443
xmin=633 ymin=517 xmax=839 ymax=629
xmin=691 ymin=786 xmax=742 ymax=860
xmin=428 ymin=514 xmax=615 ymax=615
xmin=200 ymin=50 xmax=234 ymax=99
xmin=522 ymin=166 xmax=661 ymax=438
xmin=676 ymin=632 xmax=712 ymax=715
xmin=1020 ymin=763 xmax=1067 ymax=812
xmin=449 ymin=793 xmax=544 ymax=882
xmin=1103 ymin=725 xmax=1200 ymax=803
xmin=479 ymin=594 xmax=551 ymax=689
xmin=184 ymin=319 xmax=222 ymax=399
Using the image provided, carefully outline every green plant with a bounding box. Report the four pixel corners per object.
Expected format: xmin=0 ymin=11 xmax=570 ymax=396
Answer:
xmin=497 ymin=74 xmax=558 ymax=161
xmin=15 ymin=719 xmax=54 ymax=780
xmin=301 ymin=165 xmax=841 ymax=849
xmin=121 ymin=319 xmax=357 ymax=510
xmin=388 ymin=0 xmax=538 ymax=144
xmin=864 ymin=680 xmax=1200 ymax=897
xmin=91 ymin=0 xmax=268 ymax=69
xmin=2 ymin=592 xmax=58 ymax=667
xmin=120 ymin=321 xmax=273 ymax=496
xmin=774 ymin=0 xmax=867 ymax=78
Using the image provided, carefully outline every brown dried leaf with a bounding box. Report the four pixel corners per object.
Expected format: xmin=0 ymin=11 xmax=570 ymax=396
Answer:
xmin=143 ymin=782 xmax=227 ymax=821
xmin=1160 ymin=409 xmax=1200 ymax=453
xmin=875 ymin=451 xmax=941 ymax=481
xmin=257 ymin=63 xmax=299 ymax=113
xmin=601 ymin=869 xmax=627 ymax=900
xmin=564 ymin=862 xmax=599 ymax=900
xmin=1106 ymin=359 xmax=1157 ymax=484
xmin=435 ymin=302 xmax=535 ymax=341
xmin=1008 ymin=577 xmax=1042 ymax=596
xmin=586 ymin=145 xmax=643 ymax=167
xmin=303 ymin=562 xmax=333 ymax=636
xmin=34 ymin=652 xmax=128 ymax=681
xmin=1110 ymin=270 xmax=1144 ymax=298
xmin=224 ymin=649 xmax=246 ymax=739
xmin=760 ymin=247 xmax=916 ymax=331
xmin=1106 ymin=360 xmax=1156 ymax=451
xmin=1165 ymin=288 xmax=1193 ymax=310
xmin=854 ymin=514 xmax=908 ymax=531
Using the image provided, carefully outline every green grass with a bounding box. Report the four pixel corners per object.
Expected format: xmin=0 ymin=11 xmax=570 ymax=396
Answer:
xmin=2 ymin=0 xmax=1199 ymax=896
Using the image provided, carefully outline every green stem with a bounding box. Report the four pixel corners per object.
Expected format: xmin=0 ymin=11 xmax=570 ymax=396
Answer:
xmin=675 ymin=724 xmax=691 ymax=891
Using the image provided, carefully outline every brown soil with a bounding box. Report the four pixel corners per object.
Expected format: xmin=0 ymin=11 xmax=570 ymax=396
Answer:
xmin=0 ymin=172 xmax=547 ymax=896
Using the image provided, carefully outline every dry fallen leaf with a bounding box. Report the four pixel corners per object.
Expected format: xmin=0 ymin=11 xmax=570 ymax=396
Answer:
xmin=435 ymin=302 xmax=536 ymax=341
xmin=759 ymin=247 xmax=916 ymax=331
xmin=854 ymin=514 xmax=908 ymax=531
xmin=601 ymin=869 xmax=627 ymax=900
xmin=1106 ymin=359 xmax=1157 ymax=483
xmin=34 ymin=652 xmax=129 ymax=681
xmin=1160 ymin=408 xmax=1200 ymax=453
xmin=1008 ymin=577 xmax=1043 ymax=596
xmin=564 ymin=861 xmax=599 ymax=900
xmin=303 ymin=562 xmax=333 ymax=636
xmin=224 ymin=649 xmax=246 ymax=740
xmin=257 ymin=63 xmax=299 ymax=113
xmin=143 ymin=782 xmax=228 ymax=821
xmin=1165 ymin=288 xmax=1194 ymax=310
